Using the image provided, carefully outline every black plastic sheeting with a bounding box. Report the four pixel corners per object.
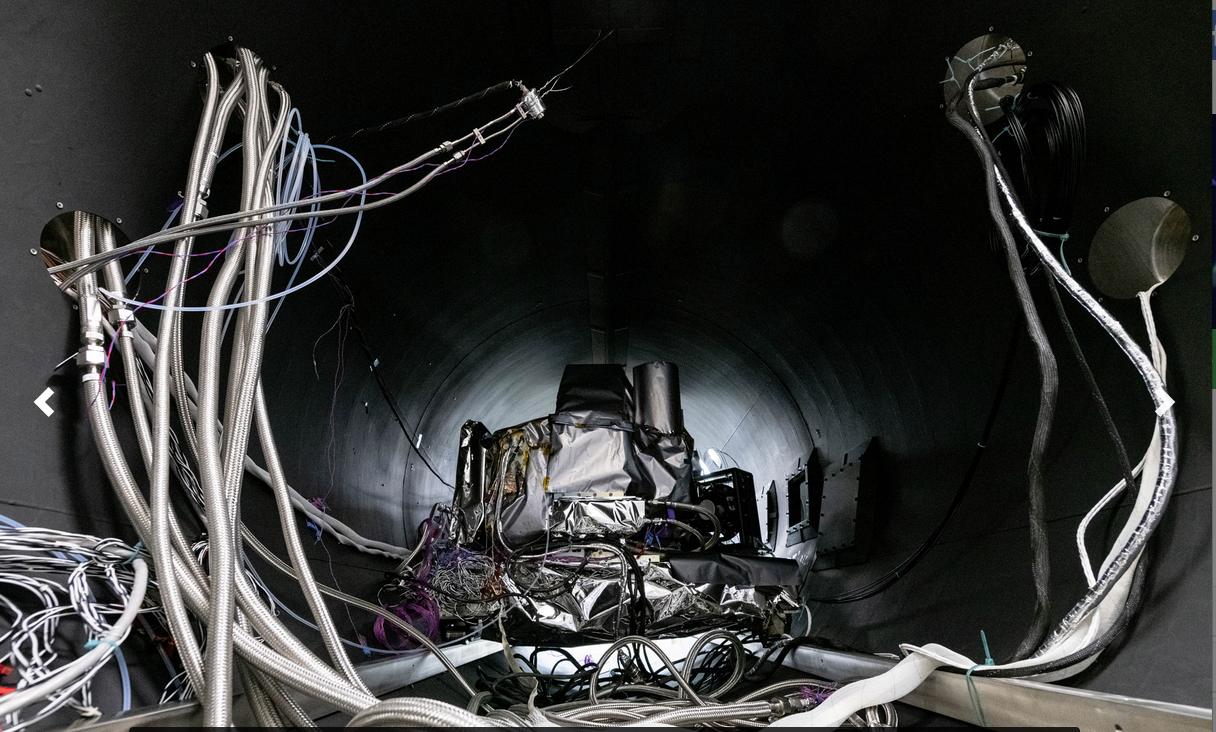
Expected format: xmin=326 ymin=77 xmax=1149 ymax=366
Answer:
xmin=0 ymin=0 xmax=1208 ymax=714
xmin=667 ymin=552 xmax=800 ymax=587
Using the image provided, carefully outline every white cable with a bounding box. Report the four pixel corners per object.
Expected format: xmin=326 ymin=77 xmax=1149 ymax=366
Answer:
xmin=1076 ymin=284 xmax=1165 ymax=587
xmin=767 ymin=650 xmax=944 ymax=728
xmin=0 ymin=558 xmax=148 ymax=719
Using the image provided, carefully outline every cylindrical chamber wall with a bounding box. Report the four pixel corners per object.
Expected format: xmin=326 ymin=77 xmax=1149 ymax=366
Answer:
xmin=0 ymin=0 xmax=1207 ymax=714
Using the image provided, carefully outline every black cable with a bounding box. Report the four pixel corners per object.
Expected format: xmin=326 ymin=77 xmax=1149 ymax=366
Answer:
xmin=329 ymin=28 xmax=613 ymax=145
xmin=973 ymin=536 xmax=1151 ymax=678
xmin=1044 ymin=270 xmax=1140 ymax=503
xmin=995 ymin=82 xmax=1139 ymax=502
xmin=992 ymin=76 xmax=1149 ymax=660
xmin=948 ymin=65 xmax=1058 ymax=662
xmin=327 ymin=80 xmax=522 ymax=143
xmin=808 ymin=315 xmax=1020 ymax=604
xmin=317 ymin=261 xmax=455 ymax=488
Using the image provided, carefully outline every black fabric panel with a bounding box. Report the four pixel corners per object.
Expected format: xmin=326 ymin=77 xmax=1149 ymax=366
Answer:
xmin=555 ymin=363 xmax=635 ymax=420
xmin=667 ymin=551 xmax=800 ymax=587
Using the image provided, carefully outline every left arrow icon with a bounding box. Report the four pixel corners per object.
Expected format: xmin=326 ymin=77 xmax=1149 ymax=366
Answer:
xmin=35 ymin=388 xmax=54 ymax=417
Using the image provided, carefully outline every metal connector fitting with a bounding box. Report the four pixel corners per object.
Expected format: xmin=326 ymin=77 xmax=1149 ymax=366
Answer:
xmin=108 ymin=307 xmax=134 ymax=327
xmin=770 ymin=694 xmax=813 ymax=717
xmin=519 ymin=87 xmax=545 ymax=119
xmin=76 ymin=344 xmax=106 ymax=368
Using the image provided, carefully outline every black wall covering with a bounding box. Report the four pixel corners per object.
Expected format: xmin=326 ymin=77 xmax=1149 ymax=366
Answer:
xmin=0 ymin=0 xmax=1209 ymax=717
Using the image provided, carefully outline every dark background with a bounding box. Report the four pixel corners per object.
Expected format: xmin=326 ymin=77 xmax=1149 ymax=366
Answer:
xmin=0 ymin=0 xmax=1209 ymax=720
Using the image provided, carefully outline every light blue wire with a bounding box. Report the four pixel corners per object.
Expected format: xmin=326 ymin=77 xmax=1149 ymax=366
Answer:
xmin=122 ymin=142 xmax=243 ymax=285
xmin=101 ymin=143 xmax=368 ymax=313
xmin=123 ymin=206 xmax=181 ymax=285
xmin=265 ymin=141 xmax=365 ymax=330
xmin=1033 ymin=229 xmax=1071 ymax=276
xmin=0 ymin=513 xmax=133 ymax=712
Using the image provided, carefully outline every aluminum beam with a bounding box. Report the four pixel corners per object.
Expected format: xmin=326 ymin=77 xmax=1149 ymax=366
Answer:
xmin=785 ymin=645 xmax=1212 ymax=731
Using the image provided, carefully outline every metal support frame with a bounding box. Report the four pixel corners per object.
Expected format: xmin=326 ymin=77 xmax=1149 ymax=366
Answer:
xmin=785 ymin=644 xmax=1212 ymax=731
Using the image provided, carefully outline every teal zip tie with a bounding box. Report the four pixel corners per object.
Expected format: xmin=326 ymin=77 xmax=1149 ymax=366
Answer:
xmin=1033 ymin=229 xmax=1071 ymax=276
xmin=966 ymin=630 xmax=995 ymax=727
xmin=965 ymin=666 xmax=988 ymax=727
xmin=85 ymin=638 xmax=119 ymax=650
xmin=123 ymin=541 xmax=144 ymax=565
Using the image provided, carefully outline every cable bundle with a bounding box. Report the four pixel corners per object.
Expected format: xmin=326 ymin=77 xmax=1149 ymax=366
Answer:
xmin=0 ymin=526 xmax=151 ymax=731
xmin=49 ymin=45 xmax=543 ymax=726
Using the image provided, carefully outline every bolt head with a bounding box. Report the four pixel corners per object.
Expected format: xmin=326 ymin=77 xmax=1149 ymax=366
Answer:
xmin=23 ymin=88 xmax=32 ymax=96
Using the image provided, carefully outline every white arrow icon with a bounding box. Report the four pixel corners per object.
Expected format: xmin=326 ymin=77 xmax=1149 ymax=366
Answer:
xmin=34 ymin=388 xmax=54 ymax=417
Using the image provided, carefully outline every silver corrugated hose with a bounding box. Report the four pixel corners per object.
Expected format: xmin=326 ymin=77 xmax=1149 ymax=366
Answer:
xmin=236 ymin=656 xmax=284 ymax=728
xmin=254 ymin=384 xmax=371 ymax=693
xmin=194 ymin=47 xmax=268 ymax=725
xmin=348 ymin=699 xmax=504 ymax=727
xmin=624 ymin=701 xmax=776 ymax=727
xmin=96 ymin=220 xmax=154 ymax=474
xmin=170 ymin=71 xmax=248 ymax=460
xmin=147 ymin=51 xmax=222 ymax=703
xmin=255 ymin=669 xmax=319 ymax=728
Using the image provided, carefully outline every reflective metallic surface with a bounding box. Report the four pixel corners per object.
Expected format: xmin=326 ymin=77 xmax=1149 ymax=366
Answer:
xmin=1088 ymin=196 xmax=1191 ymax=299
xmin=942 ymin=33 xmax=1026 ymax=126
xmin=550 ymin=496 xmax=646 ymax=536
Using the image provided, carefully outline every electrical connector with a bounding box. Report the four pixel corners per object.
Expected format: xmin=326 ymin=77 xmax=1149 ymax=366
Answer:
xmin=518 ymin=86 xmax=545 ymax=120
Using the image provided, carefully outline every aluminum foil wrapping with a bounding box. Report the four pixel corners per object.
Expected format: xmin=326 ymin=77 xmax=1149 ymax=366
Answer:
xmin=550 ymin=497 xmax=646 ymax=537
xmin=450 ymin=420 xmax=489 ymax=541
xmin=634 ymin=426 xmax=694 ymax=502
xmin=546 ymin=415 xmax=642 ymax=496
xmin=491 ymin=418 xmax=552 ymax=548
xmin=520 ymin=573 xmax=628 ymax=635
xmin=503 ymin=560 xmax=789 ymax=640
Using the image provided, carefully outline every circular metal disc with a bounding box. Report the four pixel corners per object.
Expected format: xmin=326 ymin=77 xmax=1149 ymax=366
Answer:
xmin=942 ymin=33 xmax=1026 ymax=126
xmin=1088 ymin=197 xmax=1190 ymax=299
xmin=39 ymin=211 xmax=129 ymax=295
